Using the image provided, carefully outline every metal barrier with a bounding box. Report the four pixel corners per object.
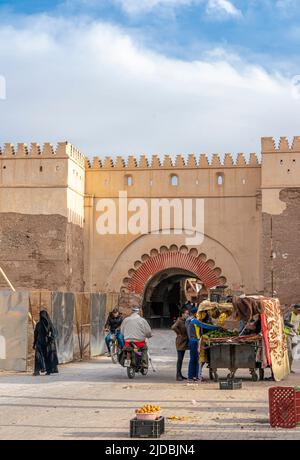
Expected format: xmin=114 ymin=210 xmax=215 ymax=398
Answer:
xmin=0 ymin=290 xmax=121 ymax=372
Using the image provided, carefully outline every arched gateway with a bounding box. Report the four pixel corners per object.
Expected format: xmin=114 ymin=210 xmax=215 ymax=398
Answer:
xmin=120 ymin=246 xmax=227 ymax=327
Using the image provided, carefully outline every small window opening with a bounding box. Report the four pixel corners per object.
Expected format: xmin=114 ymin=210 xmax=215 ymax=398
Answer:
xmin=39 ymin=166 xmax=43 ymax=172
xmin=170 ymin=174 xmax=178 ymax=186
xmin=217 ymin=173 xmax=224 ymax=186
xmin=126 ymin=175 xmax=133 ymax=187
xmin=280 ymin=159 xmax=283 ymax=165
xmin=3 ymin=165 xmax=6 ymax=169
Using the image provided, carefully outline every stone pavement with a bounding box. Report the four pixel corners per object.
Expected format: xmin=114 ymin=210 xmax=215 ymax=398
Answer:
xmin=0 ymin=329 xmax=300 ymax=440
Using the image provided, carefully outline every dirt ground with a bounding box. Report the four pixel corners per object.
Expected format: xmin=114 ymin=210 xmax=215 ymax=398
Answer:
xmin=0 ymin=330 xmax=300 ymax=440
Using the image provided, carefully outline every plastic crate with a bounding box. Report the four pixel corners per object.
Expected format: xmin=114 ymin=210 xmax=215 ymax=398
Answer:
xmin=219 ymin=379 xmax=242 ymax=390
xmin=269 ymin=387 xmax=296 ymax=428
xmin=296 ymin=390 xmax=300 ymax=425
xmin=130 ymin=416 xmax=165 ymax=438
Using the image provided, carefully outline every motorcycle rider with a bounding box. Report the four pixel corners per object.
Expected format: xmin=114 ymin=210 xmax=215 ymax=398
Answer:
xmin=104 ymin=308 xmax=124 ymax=356
xmin=120 ymin=306 xmax=152 ymax=368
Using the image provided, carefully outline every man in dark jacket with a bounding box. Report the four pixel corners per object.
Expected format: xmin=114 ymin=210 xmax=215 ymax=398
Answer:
xmin=171 ymin=306 xmax=189 ymax=381
xmin=104 ymin=308 xmax=124 ymax=356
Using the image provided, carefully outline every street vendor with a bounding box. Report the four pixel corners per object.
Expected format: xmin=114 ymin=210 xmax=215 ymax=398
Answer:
xmin=196 ymin=309 xmax=213 ymax=380
xmin=284 ymin=304 xmax=300 ymax=373
xmin=186 ymin=306 xmax=219 ymax=383
xmin=285 ymin=304 xmax=300 ymax=334
xmin=239 ymin=313 xmax=261 ymax=336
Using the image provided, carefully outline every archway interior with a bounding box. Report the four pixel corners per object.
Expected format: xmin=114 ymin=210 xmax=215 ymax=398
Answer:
xmin=142 ymin=268 xmax=205 ymax=328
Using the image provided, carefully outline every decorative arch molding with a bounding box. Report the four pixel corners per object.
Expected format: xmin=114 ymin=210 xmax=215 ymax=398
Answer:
xmin=121 ymin=245 xmax=226 ymax=295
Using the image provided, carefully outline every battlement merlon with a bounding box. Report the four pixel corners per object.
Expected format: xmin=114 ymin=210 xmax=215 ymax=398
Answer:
xmin=0 ymin=142 xmax=86 ymax=169
xmin=262 ymin=136 xmax=300 ymax=153
xmin=86 ymin=153 xmax=261 ymax=170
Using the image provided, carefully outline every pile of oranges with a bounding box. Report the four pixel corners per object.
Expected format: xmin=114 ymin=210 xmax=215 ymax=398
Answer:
xmin=136 ymin=404 xmax=161 ymax=414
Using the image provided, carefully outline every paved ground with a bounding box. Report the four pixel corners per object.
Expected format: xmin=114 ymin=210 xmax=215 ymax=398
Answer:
xmin=0 ymin=329 xmax=300 ymax=440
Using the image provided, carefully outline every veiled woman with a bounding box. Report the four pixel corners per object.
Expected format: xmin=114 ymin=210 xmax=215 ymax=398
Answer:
xmin=33 ymin=310 xmax=59 ymax=376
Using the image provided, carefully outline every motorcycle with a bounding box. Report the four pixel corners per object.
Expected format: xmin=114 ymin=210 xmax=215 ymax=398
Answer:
xmin=120 ymin=341 xmax=155 ymax=379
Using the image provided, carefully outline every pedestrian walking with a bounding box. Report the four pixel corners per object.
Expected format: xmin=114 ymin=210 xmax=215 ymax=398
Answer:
xmin=33 ymin=310 xmax=59 ymax=376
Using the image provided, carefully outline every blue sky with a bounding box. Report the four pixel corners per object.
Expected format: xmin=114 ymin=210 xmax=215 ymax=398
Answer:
xmin=1 ymin=0 xmax=300 ymax=71
xmin=0 ymin=0 xmax=300 ymax=157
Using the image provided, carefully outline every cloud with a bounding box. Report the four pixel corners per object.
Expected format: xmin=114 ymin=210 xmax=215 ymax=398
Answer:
xmin=114 ymin=0 xmax=195 ymax=14
xmin=0 ymin=15 xmax=299 ymax=158
xmin=104 ymin=0 xmax=242 ymax=17
xmin=276 ymin=0 xmax=296 ymax=10
xmin=206 ymin=0 xmax=242 ymax=17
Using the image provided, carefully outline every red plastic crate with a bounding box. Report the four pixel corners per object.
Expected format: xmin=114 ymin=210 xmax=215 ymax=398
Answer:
xmin=269 ymin=387 xmax=297 ymax=428
xmin=296 ymin=391 xmax=300 ymax=424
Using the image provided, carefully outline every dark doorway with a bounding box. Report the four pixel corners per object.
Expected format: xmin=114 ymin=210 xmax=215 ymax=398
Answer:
xmin=142 ymin=269 xmax=201 ymax=328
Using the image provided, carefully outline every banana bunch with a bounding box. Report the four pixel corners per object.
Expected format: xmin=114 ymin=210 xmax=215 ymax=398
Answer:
xmin=136 ymin=404 xmax=161 ymax=414
xmin=218 ymin=312 xmax=230 ymax=324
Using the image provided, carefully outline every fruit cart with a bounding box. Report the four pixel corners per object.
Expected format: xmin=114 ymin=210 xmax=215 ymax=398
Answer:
xmin=203 ymin=334 xmax=262 ymax=382
xmin=198 ymin=295 xmax=290 ymax=383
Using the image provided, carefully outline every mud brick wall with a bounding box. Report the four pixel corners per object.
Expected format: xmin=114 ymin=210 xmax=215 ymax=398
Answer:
xmin=263 ymin=188 xmax=300 ymax=305
xmin=0 ymin=213 xmax=84 ymax=292
xmin=118 ymin=291 xmax=142 ymax=316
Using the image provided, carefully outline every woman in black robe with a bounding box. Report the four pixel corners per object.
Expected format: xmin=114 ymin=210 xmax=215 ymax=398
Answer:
xmin=33 ymin=310 xmax=59 ymax=376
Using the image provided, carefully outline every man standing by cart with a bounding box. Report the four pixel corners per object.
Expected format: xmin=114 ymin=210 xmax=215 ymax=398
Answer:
xmin=171 ymin=306 xmax=189 ymax=381
xmin=186 ymin=306 xmax=219 ymax=383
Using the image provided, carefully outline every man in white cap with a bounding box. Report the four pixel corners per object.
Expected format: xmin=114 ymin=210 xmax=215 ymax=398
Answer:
xmin=121 ymin=306 xmax=152 ymax=368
